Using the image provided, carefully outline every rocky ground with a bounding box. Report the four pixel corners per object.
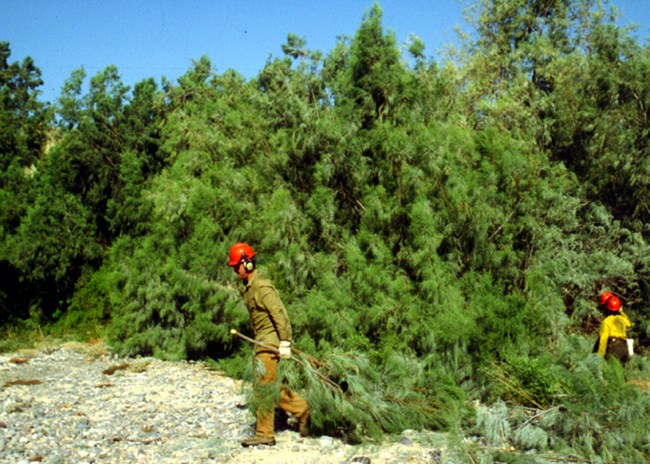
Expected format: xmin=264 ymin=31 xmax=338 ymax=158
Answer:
xmin=0 ymin=341 xmax=450 ymax=463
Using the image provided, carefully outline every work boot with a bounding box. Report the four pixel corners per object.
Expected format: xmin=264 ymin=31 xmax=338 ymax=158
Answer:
xmin=241 ymin=435 xmax=276 ymax=447
xmin=298 ymin=410 xmax=310 ymax=437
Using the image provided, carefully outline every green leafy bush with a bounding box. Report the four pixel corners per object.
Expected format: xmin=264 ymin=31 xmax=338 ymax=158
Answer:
xmin=1 ymin=2 xmax=649 ymax=460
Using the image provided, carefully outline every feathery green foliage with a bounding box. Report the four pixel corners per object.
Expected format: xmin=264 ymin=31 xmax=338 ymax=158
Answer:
xmin=1 ymin=1 xmax=650 ymax=459
xmin=273 ymin=348 xmax=467 ymax=444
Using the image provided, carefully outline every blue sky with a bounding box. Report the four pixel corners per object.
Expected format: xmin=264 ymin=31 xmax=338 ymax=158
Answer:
xmin=3 ymin=0 xmax=649 ymax=104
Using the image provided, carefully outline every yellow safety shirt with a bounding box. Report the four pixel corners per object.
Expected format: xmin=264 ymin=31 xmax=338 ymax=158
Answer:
xmin=597 ymin=312 xmax=631 ymax=357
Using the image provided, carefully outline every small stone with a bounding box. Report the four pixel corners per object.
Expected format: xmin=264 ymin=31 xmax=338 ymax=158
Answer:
xmin=46 ymin=455 xmax=65 ymax=464
xmin=399 ymin=436 xmax=413 ymax=445
xmin=319 ymin=436 xmax=335 ymax=447
xmin=352 ymin=457 xmax=372 ymax=464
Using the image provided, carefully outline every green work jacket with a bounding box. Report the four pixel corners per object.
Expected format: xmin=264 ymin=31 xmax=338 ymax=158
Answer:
xmin=243 ymin=271 xmax=292 ymax=347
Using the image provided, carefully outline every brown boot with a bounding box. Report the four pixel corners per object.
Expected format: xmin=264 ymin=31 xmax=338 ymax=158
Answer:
xmin=241 ymin=435 xmax=276 ymax=447
xmin=298 ymin=410 xmax=310 ymax=437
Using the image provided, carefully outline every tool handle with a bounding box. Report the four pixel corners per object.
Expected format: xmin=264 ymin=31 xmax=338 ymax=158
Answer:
xmin=230 ymin=329 xmax=342 ymax=393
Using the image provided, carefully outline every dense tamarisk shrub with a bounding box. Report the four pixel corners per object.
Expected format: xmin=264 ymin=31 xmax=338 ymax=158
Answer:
xmin=1 ymin=2 xmax=649 ymax=459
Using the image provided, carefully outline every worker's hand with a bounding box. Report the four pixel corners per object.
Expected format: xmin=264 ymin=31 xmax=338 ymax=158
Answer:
xmin=279 ymin=340 xmax=292 ymax=359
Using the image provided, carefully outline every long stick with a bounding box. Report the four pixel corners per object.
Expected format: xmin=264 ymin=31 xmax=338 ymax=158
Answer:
xmin=230 ymin=329 xmax=342 ymax=393
xmin=230 ymin=329 xmax=319 ymax=366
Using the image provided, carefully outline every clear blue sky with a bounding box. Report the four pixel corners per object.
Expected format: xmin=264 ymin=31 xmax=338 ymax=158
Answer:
xmin=2 ymin=0 xmax=649 ymax=104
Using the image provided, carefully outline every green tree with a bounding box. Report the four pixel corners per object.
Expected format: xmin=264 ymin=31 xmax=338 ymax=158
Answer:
xmin=2 ymin=4 xmax=650 ymax=458
xmin=0 ymin=42 xmax=51 ymax=322
xmin=332 ymin=3 xmax=407 ymax=127
xmin=3 ymin=64 xmax=169 ymax=323
xmin=106 ymin=59 xmax=260 ymax=358
xmin=0 ymin=42 xmax=49 ymax=171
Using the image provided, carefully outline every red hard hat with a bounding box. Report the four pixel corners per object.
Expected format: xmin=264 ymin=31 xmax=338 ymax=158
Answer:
xmin=228 ymin=242 xmax=255 ymax=266
xmin=599 ymin=291 xmax=614 ymax=305
xmin=606 ymin=296 xmax=621 ymax=312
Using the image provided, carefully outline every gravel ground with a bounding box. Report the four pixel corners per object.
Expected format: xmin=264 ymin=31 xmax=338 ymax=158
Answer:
xmin=0 ymin=342 xmax=449 ymax=463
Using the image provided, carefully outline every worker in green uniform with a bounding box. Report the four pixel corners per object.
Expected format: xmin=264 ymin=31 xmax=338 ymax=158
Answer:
xmin=228 ymin=242 xmax=309 ymax=447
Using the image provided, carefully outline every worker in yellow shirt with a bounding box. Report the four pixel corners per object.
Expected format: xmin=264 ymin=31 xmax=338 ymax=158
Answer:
xmin=596 ymin=291 xmax=632 ymax=364
xmin=228 ymin=242 xmax=309 ymax=447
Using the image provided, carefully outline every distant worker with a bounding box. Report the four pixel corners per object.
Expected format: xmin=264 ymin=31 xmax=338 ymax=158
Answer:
xmin=595 ymin=291 xmax=632 ymax=364
xmin=228 ymin=242 xmax=309 ymax=447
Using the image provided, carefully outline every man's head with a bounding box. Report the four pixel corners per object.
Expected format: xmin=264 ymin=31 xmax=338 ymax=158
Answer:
xmin=228 ymin=242 xmax=256 ymax=280
xmin=606 ymin=295 xmax=622 ymax=313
